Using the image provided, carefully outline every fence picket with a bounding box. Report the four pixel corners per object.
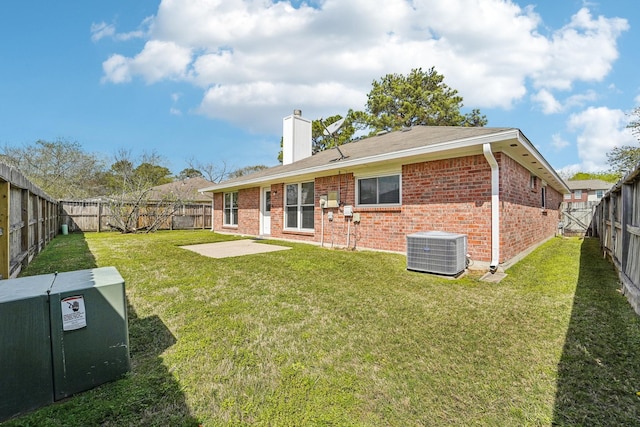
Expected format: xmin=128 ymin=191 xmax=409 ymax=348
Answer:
xmin=0 ymin=164 xmax=58 ymax=279
xmin=59 ymin=200 xmax=212 ymax=232
xmin=593 ymin=165 xmax=640 ymax=315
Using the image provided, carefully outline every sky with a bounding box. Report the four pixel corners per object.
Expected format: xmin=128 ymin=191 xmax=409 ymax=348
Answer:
xmin=1 ymin=0 xmax=638 ymax=178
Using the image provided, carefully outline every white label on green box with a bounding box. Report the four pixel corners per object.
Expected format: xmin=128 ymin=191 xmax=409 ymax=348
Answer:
xmin=61 ymin=295 xmax=87 ymax=331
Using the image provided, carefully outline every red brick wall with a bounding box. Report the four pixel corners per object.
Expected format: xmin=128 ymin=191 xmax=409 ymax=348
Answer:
xmin=400 ymin=155 xmax=493 ymax=260
xmin=213 ymin=192 xmax=224 ymax=230
xmin=215 ymin=188 xmax=261 ymax=236
xmin=312 ymin=158 xmax=492 ymax=258
xmin=565 ymin=190 xmax=588 ymax=202
xmin=238 ymin=187 xmax=260 ymax=236
xmin=270 ymin=183 xmax=284 ymax=238
xmin=313 ymin=173 xmax=358 ymax=247
xmin=499 ymin=154 xmax=563 ymax=261
xmin=213 ymin=152 xmax=562 ymax=265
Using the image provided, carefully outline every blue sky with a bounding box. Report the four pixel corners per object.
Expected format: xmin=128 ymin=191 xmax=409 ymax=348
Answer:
xmin=1 ymin=0 xmax=638 ymax=177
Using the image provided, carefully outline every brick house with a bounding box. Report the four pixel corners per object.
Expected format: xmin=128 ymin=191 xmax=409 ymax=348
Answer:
xmin=564 ymin=179 xmax=612 ymax=202
xmin=200 ymin=111 xmax=568 ymax=272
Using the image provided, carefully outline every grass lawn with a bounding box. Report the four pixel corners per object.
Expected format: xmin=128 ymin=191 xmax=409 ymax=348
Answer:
xmin=5 ymin=231 xmax=640 ymax=426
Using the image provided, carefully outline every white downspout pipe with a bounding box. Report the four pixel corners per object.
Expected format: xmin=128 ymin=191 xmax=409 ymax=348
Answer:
xmin=482 ymin=143 xmax=500 ymax=273
xmin=210 ymin=193 xmax=214 ymax=232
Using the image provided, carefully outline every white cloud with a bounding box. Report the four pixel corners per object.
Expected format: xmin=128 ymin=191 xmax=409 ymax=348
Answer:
xmin=532 ymin=89 xmax=598 ymax=114
xmin=198 ymin=81 xmax=365 ymax=132
xmin=532 ymin=89 xmax=562 ymax=114
xmin=551 ymin=133 xmax=570 ymax=150
xmin=100 ymin=0 xmax=629 ymax=133
xmin=115 ymin=29 xmax=147 ymax=42
xmin=91 ymin=17 xmax=152 ymax=42
xmin=91 ymin=22 xmax=115 ymax=42
xmin=102 ymin=41 xmax=192 ymax=84
xmin=101 ymin=54 xmax=131 ymax=83
xmin=531 ymin=8 xmax=628 ymax=90
xmin=565 ymin=90 xmax=598 ymax=109
xmin=151 ymin=0 xmax=316 ymax=46
xmin=567 ymin=106 xmax=636 ymax=171
xmin=134 ymin=40 xmax=192 ymax=83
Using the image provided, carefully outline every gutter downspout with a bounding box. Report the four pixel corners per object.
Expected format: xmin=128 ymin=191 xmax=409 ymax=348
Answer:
xmin=482 ymin=143 xmax=499 ymax=273
xmin=210 ymin=193 xmax=214 ymax=232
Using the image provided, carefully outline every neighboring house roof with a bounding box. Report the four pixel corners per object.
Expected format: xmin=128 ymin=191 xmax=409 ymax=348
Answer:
xmin=565 ymin=179 xmax=613 ymax=191
xmin=150 ymin=177 xmax=214 ymax=202
xmin=200 ymin=126 xmax=568 ymax=194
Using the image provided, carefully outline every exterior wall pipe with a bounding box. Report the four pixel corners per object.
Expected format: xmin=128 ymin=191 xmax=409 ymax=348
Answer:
xmin=210 ymin=195 xmax=215 ymax=232
xmin=482 ymin=143 xmax=500 ymax=273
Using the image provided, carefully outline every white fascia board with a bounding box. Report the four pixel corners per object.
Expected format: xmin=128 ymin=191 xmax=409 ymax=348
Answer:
xmin=515 ymin=132 xmax=570 ymax=193
xmin=200 ymin=129 xmax=528 ymax=193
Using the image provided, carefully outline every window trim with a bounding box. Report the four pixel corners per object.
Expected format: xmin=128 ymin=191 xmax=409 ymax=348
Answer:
xmin=223 ymin=191 xmax=238 ymax=227
xmin=284 ymin=181 xmax=315 ymax=232
xmin=356 ymin=172 xmax=401 ymax=207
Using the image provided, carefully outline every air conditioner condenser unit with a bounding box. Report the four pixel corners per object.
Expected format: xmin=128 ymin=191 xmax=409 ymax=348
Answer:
xmin=406 ymin=231 xmax=467 ymax=275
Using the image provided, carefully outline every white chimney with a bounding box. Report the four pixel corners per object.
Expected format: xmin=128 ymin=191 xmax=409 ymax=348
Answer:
xmin=282 ymin=109 xmax=312 ymax=165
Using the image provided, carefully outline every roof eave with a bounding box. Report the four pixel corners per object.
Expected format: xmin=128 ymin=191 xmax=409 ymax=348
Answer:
xmin=514 ymin=131 xmax=570 ymax=193
xmin=200 ymin=128 xmax=567 ymax=193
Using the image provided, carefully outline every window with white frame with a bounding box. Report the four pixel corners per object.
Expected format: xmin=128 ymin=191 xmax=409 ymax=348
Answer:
xmin=596 ymin=189 xmax=604 ymax=199
xmin=574 ymin=189 xmax=582 ymax=199
xmin=357 ymin=174 xmax=400 ymax=206
xmin=541 ymin=185 xmax=547 ymax=209
xmin=564 ymin=192 xmax=571 ymax=200
xmin=224 ymin=192 xmax=238 ymax=226
xmin=285 ymin=182 xmax=314 ymax=230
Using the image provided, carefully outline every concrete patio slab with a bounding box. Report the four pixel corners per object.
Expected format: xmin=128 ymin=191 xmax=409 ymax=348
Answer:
xmin=180 ymin=240 xmax=291 ymax=259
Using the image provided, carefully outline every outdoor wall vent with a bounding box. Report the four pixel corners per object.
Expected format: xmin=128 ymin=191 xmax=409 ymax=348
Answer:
xmin=406 ymin=231 xmax=467 ymax=275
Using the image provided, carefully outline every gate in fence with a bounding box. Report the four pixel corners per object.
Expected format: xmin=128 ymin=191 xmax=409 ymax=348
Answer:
xmin=561 ymin=201 xmax=598 ymax=236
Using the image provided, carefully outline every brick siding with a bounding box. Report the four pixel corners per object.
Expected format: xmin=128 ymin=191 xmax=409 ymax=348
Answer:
xmin=213 ymin=152 xmax=562 ymax=265
xmin=500 ymin=154 xmax=563 ymax=261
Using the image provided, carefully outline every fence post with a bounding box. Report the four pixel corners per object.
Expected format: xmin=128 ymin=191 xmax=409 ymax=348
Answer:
xmin=0 ymin=181 xmax=10 ymax=279
xmin=621 ymin=183 xmax=632 ymax=274
xmin=609 ymin=194 xmax=615 ymax=256
xmin=21 ymin=190 xmax=29 ymax=269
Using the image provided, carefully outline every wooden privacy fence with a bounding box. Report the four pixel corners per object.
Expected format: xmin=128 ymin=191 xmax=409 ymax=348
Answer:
xmin=59 ymin=200 xmax=213 ymax=232
xmin=0 ymin=164 xmax=58 ymax=279
xmin=592 ymin=164 xmax=640 ymax=315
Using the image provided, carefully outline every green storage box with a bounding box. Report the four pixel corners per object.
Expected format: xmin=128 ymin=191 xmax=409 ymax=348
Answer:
xmin=0 ymin=267 xmax=130 ymax=422
xmin=48 ymin=267 xmax=131 ymax=399
xmin=0 ymin=275 xmax=55 ymax=421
